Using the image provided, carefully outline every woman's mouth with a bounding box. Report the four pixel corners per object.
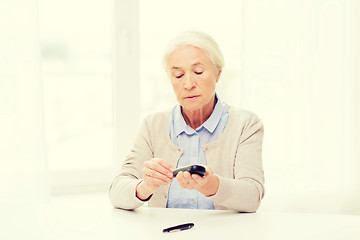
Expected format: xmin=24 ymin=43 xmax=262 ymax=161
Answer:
xmin=185 ymin=95 xmax=200 ymax=99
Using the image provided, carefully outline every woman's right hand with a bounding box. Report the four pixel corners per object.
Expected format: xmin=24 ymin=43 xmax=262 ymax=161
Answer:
xmin=136 ymin=158 xmax=175 ymax=201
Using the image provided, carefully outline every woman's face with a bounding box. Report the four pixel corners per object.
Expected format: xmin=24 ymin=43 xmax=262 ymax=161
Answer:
xmin=168 ymin=45 xmax=221 ymax=113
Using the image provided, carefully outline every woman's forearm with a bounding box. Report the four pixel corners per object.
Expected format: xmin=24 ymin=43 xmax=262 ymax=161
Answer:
xmin=209 ymin=176 xmax=263 ymax=212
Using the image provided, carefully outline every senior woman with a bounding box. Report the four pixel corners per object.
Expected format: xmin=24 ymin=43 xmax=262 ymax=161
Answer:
xmin=109 ymin=31 xmax=264 ymax=212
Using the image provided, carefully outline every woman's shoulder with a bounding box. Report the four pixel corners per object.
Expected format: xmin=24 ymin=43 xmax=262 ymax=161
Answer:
xmin=227 ymin=105 xmax=262 ymax=124
xmin=142 ymin=108 xmax=172 ymax=127
xmin=225 ymin=105 xmax=264 ymax=140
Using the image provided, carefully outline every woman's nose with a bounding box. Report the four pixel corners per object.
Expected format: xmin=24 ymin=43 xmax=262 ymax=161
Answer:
xmin=183 ymin=74 xmax=195 ymax=90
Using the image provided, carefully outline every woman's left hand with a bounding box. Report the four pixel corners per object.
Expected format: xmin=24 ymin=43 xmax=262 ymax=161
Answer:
xmin=176 ymin=165 xmax=220 ymax=197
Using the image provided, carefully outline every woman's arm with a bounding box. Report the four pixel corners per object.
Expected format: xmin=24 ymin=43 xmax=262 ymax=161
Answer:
xmin=213 ymin=118 xmax=264 ymax=212
xmin=108 ymin=118 xmax=154 ymax=210
xmin=209 ymin=117 xmax=265 ymax=212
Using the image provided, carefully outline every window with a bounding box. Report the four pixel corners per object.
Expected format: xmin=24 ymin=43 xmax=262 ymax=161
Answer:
xmin=38 ymin=0 xmax=114 ymax=193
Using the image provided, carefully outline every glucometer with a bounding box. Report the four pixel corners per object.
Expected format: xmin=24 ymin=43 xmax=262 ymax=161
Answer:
xmin=173 ymin=164 xmax=206 ymax=177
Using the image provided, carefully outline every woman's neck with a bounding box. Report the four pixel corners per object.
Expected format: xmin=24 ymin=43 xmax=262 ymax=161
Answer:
xmin=182 ymin=97 xmax=216 ymax=129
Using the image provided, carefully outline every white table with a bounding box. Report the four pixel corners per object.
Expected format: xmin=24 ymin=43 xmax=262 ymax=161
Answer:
xmin=2 ymin=193 xmax=360 ymax=240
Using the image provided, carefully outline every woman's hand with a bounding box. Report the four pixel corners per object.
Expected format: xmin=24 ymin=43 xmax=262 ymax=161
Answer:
xmin=176 ymin=165 xmax=220 ymax=197
xmin=136 ymin=158 xmax=175 ymax=201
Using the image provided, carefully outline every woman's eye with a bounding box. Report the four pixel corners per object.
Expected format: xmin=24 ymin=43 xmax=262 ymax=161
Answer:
xmin=195 ymin=71 xmax=203 ymax=75
xmin=175 ymin=74 xmax=183 ymax=79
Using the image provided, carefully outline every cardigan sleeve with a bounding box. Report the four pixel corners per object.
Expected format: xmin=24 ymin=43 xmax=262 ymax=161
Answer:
xmin=209 ymin=115 xmax=265 ymax=212
xmin=108 ymin=117 xmax=154 ymax=210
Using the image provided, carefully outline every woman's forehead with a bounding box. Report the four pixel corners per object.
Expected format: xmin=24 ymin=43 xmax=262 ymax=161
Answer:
xmin=168 ymin=46 xmax=212 ymax=68
xmin=171 ymin=62 xmax=205 ymax=70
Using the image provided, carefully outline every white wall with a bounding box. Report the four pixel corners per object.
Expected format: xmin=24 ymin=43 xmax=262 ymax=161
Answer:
xmin=0 ymin=0 xmax=48 ymax=204
xmin=240 ymin=0 xmax=359 ymax=214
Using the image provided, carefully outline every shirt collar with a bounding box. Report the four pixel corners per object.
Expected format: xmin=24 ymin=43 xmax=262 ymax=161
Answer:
xmin=173 ymin=94 xmax=225 ymax=136
xmin=173 ymin=104 xmax=193 ymax=136
xmin=202 ymin=95 xmax=224 ymax=133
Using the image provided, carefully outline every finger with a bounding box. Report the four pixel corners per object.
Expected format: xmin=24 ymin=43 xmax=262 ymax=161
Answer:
xmin=197 ymin=164 xmax=212 ymax=177
xmin=177 ymin=171 xmax=207 ymax=190
xmin=145 ymin=159 xmax=171 ymax=173
xmin=145 ymin=160 xmax=174 ymax=179
xmin=177 ymin=172 xmax=195 ymax=189
xmin=152 ymin=159 xmax=175 ymax=179
xmin=184 ymin=172 xmax=201 ymax=188
xmin=175 ymin=172 xmax=188 ymax=188
xmin=145 ymin=176 xmax=168 ymax=186
xmin=149 ymin=169 xmax=172 ymax=183
xmin=154 ymin=158 xmax=175 ymax=172
xmin=191 ymin=174 xmax=207 ymax=187
xmin=182 ymin=171 xmax=192 ymax=180
xmin=143 ymin=176 xmax=167 ymax=188
xmin=143 ymin=167 xmax=172 ymax=184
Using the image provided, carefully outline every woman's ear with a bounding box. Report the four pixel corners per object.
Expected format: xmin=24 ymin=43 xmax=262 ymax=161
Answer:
xmin=215 ymin=68 xmax=222 ymax=83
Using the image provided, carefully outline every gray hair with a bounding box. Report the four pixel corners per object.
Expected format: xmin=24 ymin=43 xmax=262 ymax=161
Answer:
xmin=163 ymin=31 xmax=225 ymax=72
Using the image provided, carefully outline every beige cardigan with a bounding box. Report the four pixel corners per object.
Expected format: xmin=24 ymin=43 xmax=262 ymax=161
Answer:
xmin=109 ymin=106 xmax=265 ymax=212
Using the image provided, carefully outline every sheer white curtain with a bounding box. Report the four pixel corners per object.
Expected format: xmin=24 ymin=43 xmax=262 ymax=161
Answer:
xmin=0 ymin=0 xmax=48 ymax=204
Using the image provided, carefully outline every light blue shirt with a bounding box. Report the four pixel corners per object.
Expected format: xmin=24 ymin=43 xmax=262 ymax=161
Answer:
xmin=166 ymin=96 xmax=229 ymax=209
